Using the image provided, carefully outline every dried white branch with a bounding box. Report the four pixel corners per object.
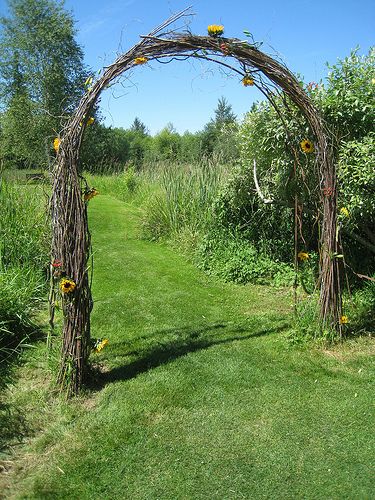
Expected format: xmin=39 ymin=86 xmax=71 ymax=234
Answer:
xmin=253 ymin=159 xmax=274 ymax=204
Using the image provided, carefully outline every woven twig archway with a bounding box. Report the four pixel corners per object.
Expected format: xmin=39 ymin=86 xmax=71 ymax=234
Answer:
xmin=51 ymin=11 xmax=342 ymax=395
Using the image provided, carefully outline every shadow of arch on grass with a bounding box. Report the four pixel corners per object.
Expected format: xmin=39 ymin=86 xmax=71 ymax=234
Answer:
xmin=0 ymin=324 xmax=45 ymax=453
xmin=89 ymin=321 xmax=290 ymax=389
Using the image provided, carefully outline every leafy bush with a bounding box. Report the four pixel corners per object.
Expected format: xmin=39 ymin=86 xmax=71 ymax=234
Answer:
xmin=235 ymin=48 xmax=375 ymax=277
xmin=211 ymin=164 xmax=296 ymax=261
xmin=198 ymin=229 xmax=294 ymax=286
xmin=345 ymin=279 xmax=375 ymax=334
xmin=322 ymin=47 xmax=375 ymax=142
xmin=338 ymin=133 xmax=375 ymax=274
xmin=339 ymin=133 xmax=375 ymax=224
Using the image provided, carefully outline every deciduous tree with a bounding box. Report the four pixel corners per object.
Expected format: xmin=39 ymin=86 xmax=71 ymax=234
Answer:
xmin=0 ymin=0 xmax=87 ymax=168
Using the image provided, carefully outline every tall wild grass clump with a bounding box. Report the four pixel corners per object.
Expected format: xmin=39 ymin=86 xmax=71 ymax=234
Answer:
xmin=0 ymin=177 xmax=49 ymax=359
xmin=0 ymin=179 xmax=49 ymax=269
xmin=0 ymin=266 xmax=44 ymax=359
xmin=141 ymin=158 xmax=225 ymax=242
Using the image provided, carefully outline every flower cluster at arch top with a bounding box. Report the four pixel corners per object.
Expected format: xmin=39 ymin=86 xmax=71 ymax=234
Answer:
xmin=207 ymin=25 xmax=224 ymax=37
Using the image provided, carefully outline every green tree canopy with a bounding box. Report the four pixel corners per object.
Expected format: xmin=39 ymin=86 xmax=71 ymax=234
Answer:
xmin=0 ymin=0 xmax=87 ymax=168
xmin=213 ymin=96 xmax=237 ymax=127
xmin=201 ymin=96 xmax=238 ymax=160
xmin=130 ymin=117 xmax=149 ymax=136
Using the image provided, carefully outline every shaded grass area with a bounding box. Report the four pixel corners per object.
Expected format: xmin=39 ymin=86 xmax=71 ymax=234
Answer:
xmin=3 ymin=195 xmax=374 ymax=499
xmin=0 ymin=322 xmax=46 ymax=456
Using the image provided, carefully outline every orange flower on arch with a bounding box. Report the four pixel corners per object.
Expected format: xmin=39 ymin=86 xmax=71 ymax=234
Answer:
xmin=297 ymin=251 xmax=309 ymax=262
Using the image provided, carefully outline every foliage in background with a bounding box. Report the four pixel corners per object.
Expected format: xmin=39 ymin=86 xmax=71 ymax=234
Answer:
xmin=211 ymin=162 xmax=296 ymax=261
xmin=80 ymin=97 xmax=239 ymax=173
xmin=321 ymin=47 xmax=375 ymax=142
xmin=198 ymin=228 xmax=294 ymax=286
xmin=141 ymin=158 xmax=224 ymax=242
xmin=0 ymin=266 xmax=44 ymax=358
xmin=199 ymin=96 xmax=239 ymax=161
xmin=339 ymin=133 xmax=375 ymax=223
xmin=219 ymin=48 xmax=375 ymax=278
xmin=338 ymin=133 xmax=375 ymax=271
xmin=0 ymin=0 xmax=87 ymax=169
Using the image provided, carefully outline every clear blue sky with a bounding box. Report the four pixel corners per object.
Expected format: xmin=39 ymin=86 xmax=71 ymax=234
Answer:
xmin=0 ymin=0 xmax=374 ymax=134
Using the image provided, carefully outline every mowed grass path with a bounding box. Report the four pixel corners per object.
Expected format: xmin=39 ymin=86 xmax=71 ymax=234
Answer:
xmin=11 ymin=195 xmax=375 ymax=499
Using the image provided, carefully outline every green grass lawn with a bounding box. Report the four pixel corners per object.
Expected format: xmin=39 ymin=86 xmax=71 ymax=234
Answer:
xmin=3 ymin=194 xmax=374 ymax=499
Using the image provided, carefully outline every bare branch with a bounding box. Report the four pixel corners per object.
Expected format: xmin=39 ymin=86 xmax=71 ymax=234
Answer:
xmin=253 ymin=159 xmax=274 ymax=204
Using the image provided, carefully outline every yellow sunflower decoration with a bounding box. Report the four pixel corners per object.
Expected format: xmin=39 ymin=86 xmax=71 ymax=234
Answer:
xmin=297 ymin=251 xmax=309 ymax=262
xmin=79 ymin=115 xmax=95 ymax=127
xmin=339 ymin=315 xmax=349 ymax=325
xmin=242 ymin=76 xmax=254 ymax=87
xmin=53 ymin=137 xmax=61 ymax=152
xmin=340 ymin=207 xmax=350 ymax=218
xmin=134 ymin=57 xmax=148 ymax=65
xmin=93 ymin=338 xmax=109 ymax=353
xmin=84 ymin=188 xmax=99 ymax=201
xmin=59 ymin=278 xmax=76 ymax=294
xmin=300 ymin=139 xmax=314 ymax=153
xmin=207 ymin=25 xmax=224 ymax=37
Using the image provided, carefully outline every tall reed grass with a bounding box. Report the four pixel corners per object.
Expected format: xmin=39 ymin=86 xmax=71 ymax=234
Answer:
xmin=0 ymin=179 xmax=49 ymax=270
xmin=0 ymin=176 xmax=49 ymax=360
xmin=0 ymin=266 xmax=44 ymax=359
xmin=85 ymin=158 xmax=226 ymax=241
xmin=141 ymin=158 xmax=226 ymax=241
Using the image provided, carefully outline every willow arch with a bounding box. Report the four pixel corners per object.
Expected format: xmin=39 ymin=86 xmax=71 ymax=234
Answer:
xmin=51 ymin=12 xmax=342 ymax=395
